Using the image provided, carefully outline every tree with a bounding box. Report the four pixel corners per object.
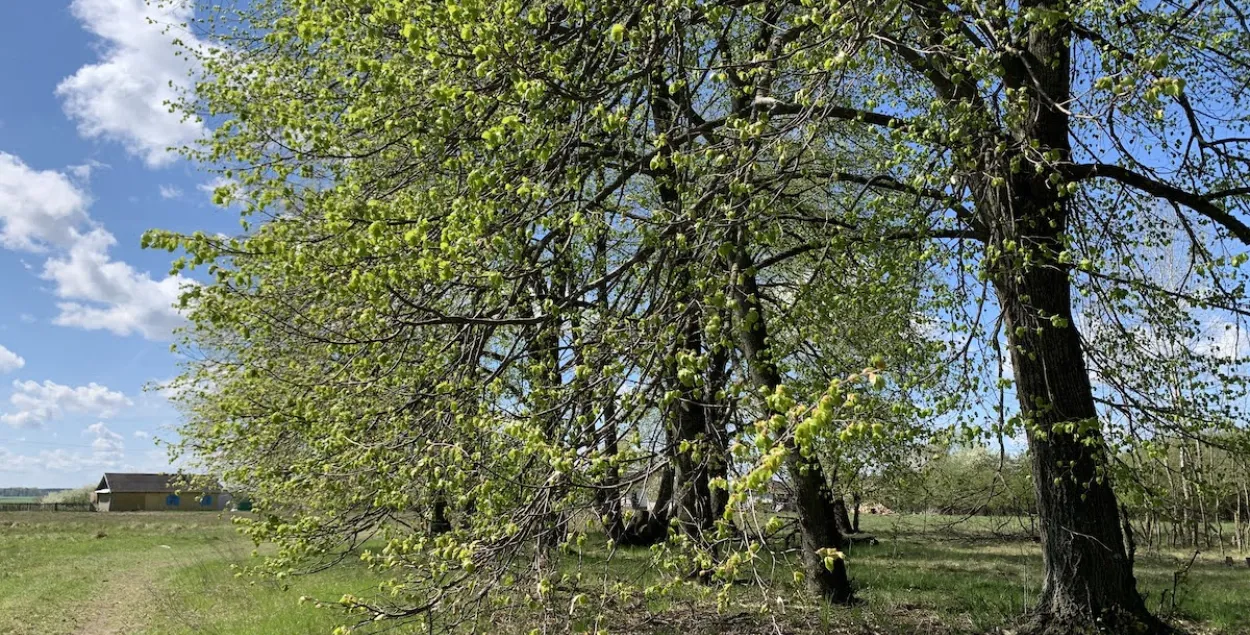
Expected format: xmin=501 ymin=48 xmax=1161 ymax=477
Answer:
xmin=41 ymin=485 xmax=94 ymax=505
xmin=156 ymin=0 xmax=1250 ymax=631
xmin=713 ymin=0 xmax=1250 ymax=630
xmin=160 ymin=0 xmax=935 ymax=611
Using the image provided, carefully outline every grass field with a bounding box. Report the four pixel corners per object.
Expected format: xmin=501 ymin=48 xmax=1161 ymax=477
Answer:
xmin=0 ymin=511 xmax=1246 ymax=634
xmin=0 ymin=496 xmax=40 ymax=503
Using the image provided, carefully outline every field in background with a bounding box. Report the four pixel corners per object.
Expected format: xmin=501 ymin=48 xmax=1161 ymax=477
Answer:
xmin=0 ymin=511 xmax=1247 ymax=634
xmin=0 ymin=496 xmax=40 ymax=503
xmin=0 ymin=511 xmax=379 ymax=635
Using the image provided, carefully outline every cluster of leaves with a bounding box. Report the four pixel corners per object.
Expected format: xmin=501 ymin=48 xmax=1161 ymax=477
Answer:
xmin=151 ymin=0 xmax=1250 ymax=631
xmin=155 ymin=0 xmax=957 ymax=627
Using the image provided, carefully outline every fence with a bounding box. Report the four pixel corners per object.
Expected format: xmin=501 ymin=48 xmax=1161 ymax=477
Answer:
xmin=0 ymin=502 xmax=93 ymax=512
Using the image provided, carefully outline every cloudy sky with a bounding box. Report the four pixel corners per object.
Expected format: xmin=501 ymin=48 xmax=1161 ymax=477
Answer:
xmin=0 ymin=1 xmax=227 ymax=487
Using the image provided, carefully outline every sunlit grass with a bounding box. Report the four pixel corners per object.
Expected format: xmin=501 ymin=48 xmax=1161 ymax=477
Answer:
xmin=0 ymin=511 xmax=1245 ymax=634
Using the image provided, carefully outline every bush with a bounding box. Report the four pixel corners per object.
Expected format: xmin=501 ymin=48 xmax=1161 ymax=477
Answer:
xmin=41 ymin=485 xmax=93 ymax=505
xmin=879 ymin=445 xmax=1035 ymax=517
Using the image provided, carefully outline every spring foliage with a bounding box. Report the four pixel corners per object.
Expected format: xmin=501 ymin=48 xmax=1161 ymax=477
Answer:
xmin=151 ymin=0 xmax=1250 ymax=631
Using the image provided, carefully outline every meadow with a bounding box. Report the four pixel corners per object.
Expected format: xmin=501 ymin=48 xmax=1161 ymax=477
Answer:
xmin=0 ymin=511 xmax=1246 ymax=635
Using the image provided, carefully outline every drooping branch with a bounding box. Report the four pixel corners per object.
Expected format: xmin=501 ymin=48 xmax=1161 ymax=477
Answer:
xmin=1064 ymin=162 xmax=1250 ymax=245
xmin=750 ymin=96 xmax=909 ymax=130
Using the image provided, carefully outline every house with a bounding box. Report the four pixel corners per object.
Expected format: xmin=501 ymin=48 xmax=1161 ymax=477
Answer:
xmin=750 ymin=480 xmax=796 ymax=513
xmin=91 ymin=473 xmax=228 ymax=512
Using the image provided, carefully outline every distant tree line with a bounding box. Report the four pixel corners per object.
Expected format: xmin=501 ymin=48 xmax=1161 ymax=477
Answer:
xmin=875 ymin=439 xmax=1250 ymax=552
xmin=0 ymin=487 xmax=65 ymax=498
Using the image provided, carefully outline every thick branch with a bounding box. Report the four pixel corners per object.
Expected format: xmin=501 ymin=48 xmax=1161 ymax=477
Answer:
xmin=751 ymin=96 xmax=909 ymax=130
xmin=1064 ymin=162 xmax=1250 ymax=245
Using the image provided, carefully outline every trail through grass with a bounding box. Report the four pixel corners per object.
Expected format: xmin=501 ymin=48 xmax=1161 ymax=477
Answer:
xmin=1 ymin=511 xmax=1246 ymax=634
xmin=0 ymin=512 xmax=373 ymax=635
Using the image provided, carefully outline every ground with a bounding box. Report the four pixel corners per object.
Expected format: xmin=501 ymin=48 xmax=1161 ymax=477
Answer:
xmin=0 ymin=512 xmax=1245 ymax=634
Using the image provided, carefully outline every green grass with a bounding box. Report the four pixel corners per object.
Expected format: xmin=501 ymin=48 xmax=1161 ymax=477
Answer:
xmin=844 ymin=514 xmax=1250 ymax=633
xmin=0 ymin=512 xmax=378 ymax=635
xmin=150 ymin=550 xmax=392 ymax=635
xmin=0 ymin=496 xmax=40 ymax=503
xmin=0 ymin=511 xmax=1246 ymax=634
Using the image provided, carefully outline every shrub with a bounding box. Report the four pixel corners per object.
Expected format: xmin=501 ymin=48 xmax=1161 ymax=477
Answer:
xmin=41 ymin=485 xmax=93 ymax=505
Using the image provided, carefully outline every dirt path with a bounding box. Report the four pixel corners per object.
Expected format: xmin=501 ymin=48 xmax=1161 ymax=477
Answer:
xmin=72 ymin=546 xmax=190 ymax=635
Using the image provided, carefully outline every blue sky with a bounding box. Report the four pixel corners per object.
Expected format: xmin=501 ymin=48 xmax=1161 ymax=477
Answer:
xmin=0 ymin=0 xmax=229 ymax=487
xmin=3 ymin=2 xmax=1246 ymax=490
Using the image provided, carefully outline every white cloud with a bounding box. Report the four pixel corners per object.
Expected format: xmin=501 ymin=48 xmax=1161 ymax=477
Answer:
xmin=133 ymin=429 xmax=149 ymax=439
xmin=56 ymin=0 xmax=204 ymax=168
xmin=196 ymin=176 xmax=233 ymax=193
xmin=38 ymin=449 xmax=84 ymax=471
xmin=158 ymin=184 xmax=183 ymax=199
xmin=0 ymin=345 xmax=23 ymax=373
xmin=85 ymin=421 xmax=125 ymax=457
xmin=151 ymin=375 xmax=195 ymax=402
xmin=37 ymin=447 xmax=122 ymax=472
xmin=0 ymin=424 xmax=157 ymax=475
xmin=18 ymin=314 xmax=35 ymax=324
xmin=0 ymin=153 xmax=90 ymax=251
xmin=1 ymin=380 xmax=132 ymax=428
xmin=1194 ymin=319 xmax=1249 ymax=361
xmin=68 ymin=160 xmax=109 ymax=182
xmin=0 ymin=152 xmax=191 ymax=340
xmin=0 ymin=447 xmax=41 ymax=473
xmin=42 ymin=229 xmax=188 ymax=339
xmin=196 ymin=176 xmax=238 ymax=205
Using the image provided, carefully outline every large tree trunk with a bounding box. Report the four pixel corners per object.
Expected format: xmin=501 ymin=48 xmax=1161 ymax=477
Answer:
xmin=704 ymin=341 xmax=732 ymax=524
xmin=994 ymin=257 xmax=1161 ymax=633
xmin=832 ymin=496 xmax=855 ymax=537
xmin=670 ymin=399 xmax=716 ymax=532
xmin=605 ymin=467 xmax=674 ymax=547
xmin=590 ymin=229 xmax=635 ymax=543
xmin=528 ymin=284 xmax=567 ymax=574
xmin=986 ymin=182 xmax=1164 ymax=631
xmin=979 ymin=1 xmax=1165 ymax=630
xmin=596 ymin=385 xmax=677 ymax=547
xmin=668 ymin=309 xmax=717 ymax=533
xmin=731 ymin=245 xmax=852 ymax=604
xmin=429 ymin=493 xmax=452 ymax=535
xmin=593 ymin=365 xmax=631 ymax=543
xmin=649 ymin=74 xmax=720 ymax=536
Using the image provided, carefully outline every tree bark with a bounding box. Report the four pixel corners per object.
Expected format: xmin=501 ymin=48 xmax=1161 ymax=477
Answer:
xmin=832 ymin=496 xmax=855 ymax=537
xmin=670 ymin=400 xmax=716 ymax=531
xmin=731 ymin=245 xmax=853 ymax=604
xmin=595 ymin=369 xmax=629 ymax=542
xmin=704 ymin=341 xmax=732 ymax=524
xmin=993 ymin=249 xmax=1162 ymax=633
xmin=429 ymin=494 xmax=451 ymax=535
xmin=649 ymin=72 xmax=721 ymax=536
xmin=976 ymin=1 xmax=1166 ymax=630
xmin=668 ymin=309 xmax=717 ymax=533
xmin=527 ymin=286 xmax=566 ymax=574
xmin=614 ymin=467 xmax=675 ymax=546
